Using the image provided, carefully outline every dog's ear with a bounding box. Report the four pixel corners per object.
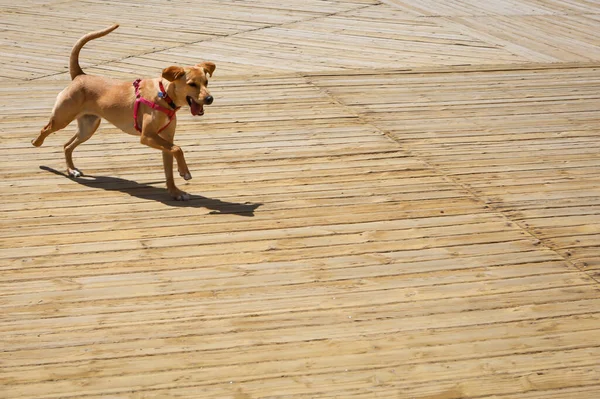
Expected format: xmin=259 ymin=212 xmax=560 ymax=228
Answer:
xmin=197 ymin=62 xmax=216 ymax=77
xmin=162 ymin=66 xmax=186 ymax=82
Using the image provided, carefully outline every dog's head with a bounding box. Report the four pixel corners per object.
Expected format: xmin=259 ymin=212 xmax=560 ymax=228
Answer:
xmin=162 ymin=62 xmax=216 ymax=116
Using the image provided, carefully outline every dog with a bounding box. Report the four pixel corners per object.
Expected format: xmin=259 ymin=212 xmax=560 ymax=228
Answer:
xmin=32 ymin=24 xmax=216 ymax=200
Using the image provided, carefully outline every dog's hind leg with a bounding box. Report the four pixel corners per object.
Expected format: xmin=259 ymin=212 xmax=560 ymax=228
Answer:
xmin=32 ymin=88 xmax=82 ymax=147
xmin=64 ymin=115 xmax=101 ymax=178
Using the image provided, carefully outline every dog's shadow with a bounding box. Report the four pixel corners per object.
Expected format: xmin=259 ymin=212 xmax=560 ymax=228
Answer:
xmin=40 ymin=166 xmax=262 ymax=217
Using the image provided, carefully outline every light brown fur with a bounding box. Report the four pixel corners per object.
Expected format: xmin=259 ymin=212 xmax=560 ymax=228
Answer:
xmin=32 ymin=24 xmax=216 ymax=200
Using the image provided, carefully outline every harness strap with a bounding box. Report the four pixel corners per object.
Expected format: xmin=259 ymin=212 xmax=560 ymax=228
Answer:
xmin=133 ymin=79 xmax=180 ymax=133
xmin=158 ymin=81 xmax=179 ymax=110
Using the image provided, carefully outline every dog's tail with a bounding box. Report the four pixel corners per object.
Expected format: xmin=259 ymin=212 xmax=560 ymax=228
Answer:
xmin=70 ymin=24 xmax=120 ymax=80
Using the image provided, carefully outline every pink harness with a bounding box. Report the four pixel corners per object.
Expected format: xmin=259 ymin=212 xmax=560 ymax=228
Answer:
xmin=133 ymin=79 xmax=180 ymax=133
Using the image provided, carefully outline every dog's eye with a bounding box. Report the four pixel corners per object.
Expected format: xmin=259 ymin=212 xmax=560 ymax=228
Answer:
xmin=188 ymin=82 xmax=198 ymax=88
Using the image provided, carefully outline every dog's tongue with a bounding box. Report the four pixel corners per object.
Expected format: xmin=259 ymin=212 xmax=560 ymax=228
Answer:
xmin=190 ymin=100 xmax=204 ymax=116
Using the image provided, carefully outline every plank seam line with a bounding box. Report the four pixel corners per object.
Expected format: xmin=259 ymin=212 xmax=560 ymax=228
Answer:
xmin=302 ymin=70 xmax=600 ymax=286
xmin=303 ymin=62 xmax=600 ymax=78
xmin=3 ymin=359 xmax=598 ymax=396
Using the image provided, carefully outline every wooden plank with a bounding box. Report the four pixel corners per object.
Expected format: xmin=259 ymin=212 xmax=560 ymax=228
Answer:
xmin=1 ymin=0 xmax=600 ymax=398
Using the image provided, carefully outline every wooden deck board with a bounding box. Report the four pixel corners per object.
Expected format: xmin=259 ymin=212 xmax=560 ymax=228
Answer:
xmin=1 ymin=0 xmax=600 ymax=398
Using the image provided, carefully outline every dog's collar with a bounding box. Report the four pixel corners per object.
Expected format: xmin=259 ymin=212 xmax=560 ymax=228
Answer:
xmin=158 ymin=81 xmax=179 ymax=110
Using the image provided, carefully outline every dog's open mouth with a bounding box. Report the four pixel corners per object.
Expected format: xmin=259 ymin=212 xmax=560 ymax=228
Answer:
xmin=186 ymin=96 xmax=204 ymax=116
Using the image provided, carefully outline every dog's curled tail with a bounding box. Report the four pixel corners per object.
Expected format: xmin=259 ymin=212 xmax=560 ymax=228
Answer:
xmin=70 ymin=24 xmax=120 ymax=80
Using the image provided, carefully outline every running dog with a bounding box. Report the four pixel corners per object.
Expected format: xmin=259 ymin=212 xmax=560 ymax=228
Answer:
xmin=32 ymin=24 xmax=216 ymax=200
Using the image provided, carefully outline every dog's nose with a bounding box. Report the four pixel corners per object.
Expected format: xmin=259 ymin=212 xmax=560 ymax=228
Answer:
xmin=204 ymin=95 xmax=214 ymax=105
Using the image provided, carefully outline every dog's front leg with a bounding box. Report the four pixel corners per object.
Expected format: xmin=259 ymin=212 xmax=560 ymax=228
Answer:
xmin=140 ymin=134 xmax=191 ymax=178
xmin=162 ymin=152 xmax=190 ymax=201
xmin=139 ymin=123 xmax=191 ymax=200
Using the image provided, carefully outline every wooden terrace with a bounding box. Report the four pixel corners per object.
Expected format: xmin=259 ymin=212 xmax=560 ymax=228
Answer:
xmin=1 ymin=0 xmax=599 ymax=398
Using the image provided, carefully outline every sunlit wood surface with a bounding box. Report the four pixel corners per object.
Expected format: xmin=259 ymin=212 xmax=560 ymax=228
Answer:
xmin=1 ymin=0 xmax=599 ymax=398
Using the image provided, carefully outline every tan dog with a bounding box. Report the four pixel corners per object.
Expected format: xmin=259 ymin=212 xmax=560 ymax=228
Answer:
xmin=32 ymin=24 xmax=215 ymax=200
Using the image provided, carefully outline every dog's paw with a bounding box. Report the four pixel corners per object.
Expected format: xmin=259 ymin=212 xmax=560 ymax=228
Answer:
xmin=181 ymin=172 xmax=192 ymax=181
xmin=171 ymin=190 xmax=190 ymax=201
xmin=68 ymin=168 xmax=83 ymax=178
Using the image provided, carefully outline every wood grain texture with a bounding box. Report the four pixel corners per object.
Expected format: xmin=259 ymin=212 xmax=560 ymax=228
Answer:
xmin=0 ymin=0 xmax=599 ymax=398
